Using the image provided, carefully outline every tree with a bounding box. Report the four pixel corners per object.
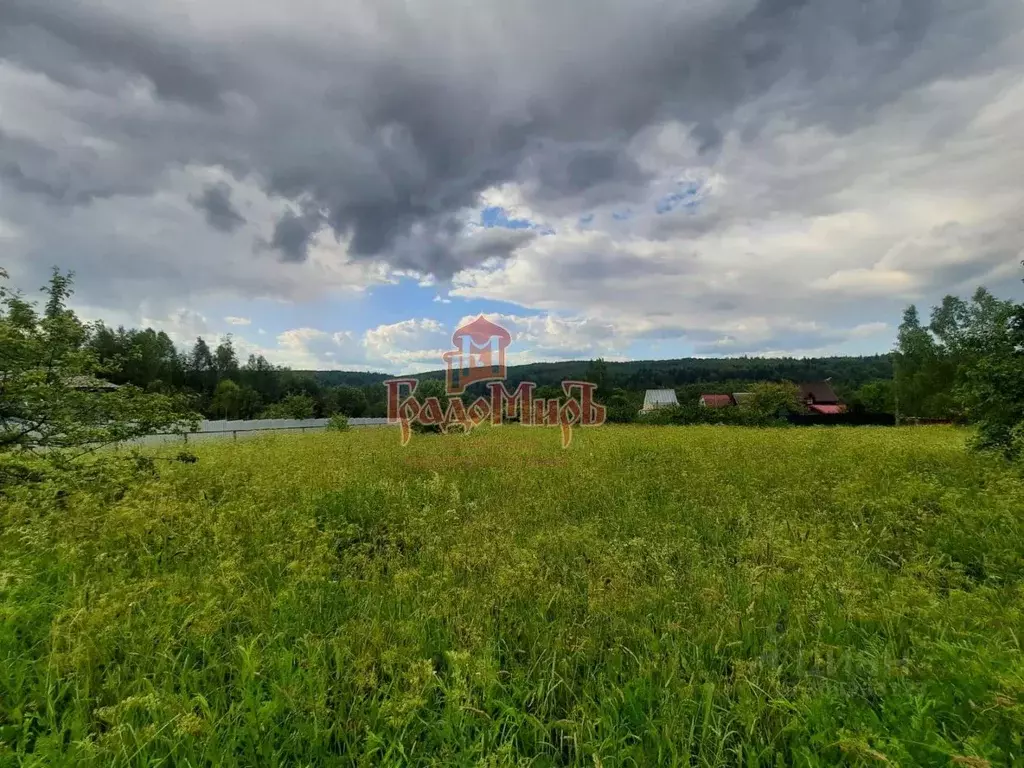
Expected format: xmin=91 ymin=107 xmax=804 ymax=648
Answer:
xmin=331 ymin=386 xmax=368 ymax=417
xmin=210 ymin=379 xmax=243 ymax=420
xmin=0 ymin=269 xmax=196 ymax=459
xmin=214 ymin=335 xmax=240 ymax=380
xmin=259 ymin=393 xmax=315 ymax=420
xmin=895 ymin=305 xmax=944 ymax=418
xmin=585 ymin=357 xmax=608 ymax=394
xmin=954 ymin=279 xmax=1024 ymax=458
xmin=895 ymin=287 xmax=1019 ymax=426
xmin=852 ymin=380 xmax=895 ymax=414
xmin=604 ymin=388 xmax=639 ymax=423
xmin=411 ymin=379 xmax=450 ymax=434
xmin=748 ymin=381 xmax=803 ymax=417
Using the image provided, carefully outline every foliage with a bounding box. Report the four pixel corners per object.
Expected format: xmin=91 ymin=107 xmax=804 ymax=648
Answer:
xmin=2 ymin=427 xmax=1023 ymax=765
xmin=0 ymin=269 xmax=196 ymax=461
xmin=326 ymin=413 xmax=350 ymax=432
xmin=747 ymin=381 xmax=804 ymax=417
xmin=602 ymin=388 xmax=641 ymax=423
xmin=395 ymin=354 xmax=895 ymax=395
xmin=958 ymin=304 xmax=1024 ymax=459
xmin=895 ymin=287 xmax=1019 ymax=422
xmin=411 ymin=379 xmax=450 ymax=434
xmin=640 ymin=401 xmax=785 ymax=427
xmin=258 ymin=393 xmax=316 ymax=420
xmin=848 ymin=379 xmax=896 ymax=415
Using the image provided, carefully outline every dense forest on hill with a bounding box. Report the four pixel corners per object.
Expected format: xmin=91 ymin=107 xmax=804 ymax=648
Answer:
xmin=311 ymin=355 xmax=894 ymax=390
xmin=309 ymin=355 xmax=894 ymax=409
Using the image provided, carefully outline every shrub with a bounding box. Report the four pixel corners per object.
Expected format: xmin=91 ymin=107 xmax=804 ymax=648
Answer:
xmin=638 ymin=402 xmax=785 ymax=427
xmin=411 ymin=379 xmax=449 ymax=434
xmin=327 ymin=413 xmax=350 ymax=432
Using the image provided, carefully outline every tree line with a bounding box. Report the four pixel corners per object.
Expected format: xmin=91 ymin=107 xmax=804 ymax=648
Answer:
xmin=5 ymin=267 xmax=1023 ymax=457
xmin=85 ymin=326 xmax=393 ymax=420
xmin=78 ymin=320 xmax=905 ymax=422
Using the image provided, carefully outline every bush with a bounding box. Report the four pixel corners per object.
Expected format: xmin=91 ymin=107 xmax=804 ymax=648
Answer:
xmin=638 ymin=403 xmax=785 ymax=427
xmin=411 ymin=379 xmax=450 ymax=434
xmin=327 ymin=413 xmax=350 ymax=432
xmin=258 ymin=393 xmax=316 ymax=420
xmin=603 ymin=390 xmax=640 ymax=423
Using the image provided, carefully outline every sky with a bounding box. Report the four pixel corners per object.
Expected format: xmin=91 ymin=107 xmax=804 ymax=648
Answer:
xmin=2 ymin=0 xmax=1023 ymax=373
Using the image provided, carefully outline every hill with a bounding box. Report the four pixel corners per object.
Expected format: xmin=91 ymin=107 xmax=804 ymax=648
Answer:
xmin=307 ymin=354 xmax=894 ymax=394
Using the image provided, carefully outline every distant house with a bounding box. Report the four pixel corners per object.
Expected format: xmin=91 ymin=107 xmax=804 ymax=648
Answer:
xmin=642 ymin=389 xmax=679 ymax=413
xmin=731 ymin=392 xmax=754 ymax=407
xmin=798 ymin=381 xmax=845 ymax=415
xmin=699 ymin=394 xmax=734 ymax=409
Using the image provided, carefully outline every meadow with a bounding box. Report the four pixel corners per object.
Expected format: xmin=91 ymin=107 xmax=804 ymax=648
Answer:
xmin=2 ymin=425 xmax=1024 ymax=766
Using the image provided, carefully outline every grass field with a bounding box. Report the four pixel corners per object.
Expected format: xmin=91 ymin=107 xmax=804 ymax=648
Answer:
xmin=3 ymin=426 xmax=1024 ymax=766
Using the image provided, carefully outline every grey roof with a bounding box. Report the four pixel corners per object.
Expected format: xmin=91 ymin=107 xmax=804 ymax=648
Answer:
xmin=642 ymin=389 xmax=679 ymax=410
xmin=732 ymin=392 xmax=754 ymax=405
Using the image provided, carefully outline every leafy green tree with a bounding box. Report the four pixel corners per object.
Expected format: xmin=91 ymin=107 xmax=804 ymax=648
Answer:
xmin=604 ymin=388 xmax=639 ymax=423
xmin=214 ymin=335 xmax=240 ymax=380
xmin=412 ymin=379 xmax=450 ymax=434
xmin=852 ymin=380 xmax=895 ymax=414
xmin=210 ymin=379 xmax=242 ymax=420
xmin=584 ymin=357 xmax=608 ymax=394
xmin=259 ymin=393 xmax=315 ymax=419
xmin=953 ymin=280 xmax=1024 ymax=458
xmin=748 ymin=381 xmax=803 ymax=417
xmin=332 ymin=386 xmax=368 ymax=417
xmin=0 ymin=269 xmax=196 ymax=459
xmin=895 ymin=305 xmax=944 ymax=418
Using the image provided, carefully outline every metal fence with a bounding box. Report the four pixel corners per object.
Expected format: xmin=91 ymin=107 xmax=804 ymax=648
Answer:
xmin=130 ymin=417 xmax=390 ymax=446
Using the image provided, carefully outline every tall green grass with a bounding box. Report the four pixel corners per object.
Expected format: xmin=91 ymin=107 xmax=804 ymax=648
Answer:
xmin=2 ymin=426 xmax=1023 ymax=766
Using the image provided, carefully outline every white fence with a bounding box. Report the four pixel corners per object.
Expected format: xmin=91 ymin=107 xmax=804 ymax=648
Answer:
xmin=130 ymin=417 xmax=390 ymax=446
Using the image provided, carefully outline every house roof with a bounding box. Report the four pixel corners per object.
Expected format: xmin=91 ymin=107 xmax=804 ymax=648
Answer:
xmin=798 ymin=380 xmax=839 ymax=404
xmin=700 ymin=394 xmax=733 ymax=408
xmin=643 ymin=389 xmax=678 ymax=409
xmin=809 ymin=404 xmax=845 ymax=415
xmin=731 ymin=392 xmax=754 ymax=405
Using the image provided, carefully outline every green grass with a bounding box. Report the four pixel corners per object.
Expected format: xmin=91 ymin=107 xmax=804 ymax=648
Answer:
xmin=2 ymin=426 xmax=1024 ymax=766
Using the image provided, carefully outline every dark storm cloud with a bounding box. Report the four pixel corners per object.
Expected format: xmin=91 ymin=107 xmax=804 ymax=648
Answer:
xmin=265 ymin=208 xmax=325 ymax=263
xmin=0 ymin=0 xmax=224 ymax=107
xmin=190 ymin=182 xmax=246 ymax=233
xmin=388 ymin=221 xmax=539 ymax=275
xmin=1 ymin=0 xmax=1022 ymax=283
xmin=0 ymin=130 xmax=153 ymax=204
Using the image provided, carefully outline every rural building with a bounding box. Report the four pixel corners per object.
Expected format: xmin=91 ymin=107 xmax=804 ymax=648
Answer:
xmin=798 ymin=381 xmax=845 ymax=415
xmin=642 ymin=389 xmax=679 ymax=412
xmin=699 ymin=394 xmax=734 ymax=409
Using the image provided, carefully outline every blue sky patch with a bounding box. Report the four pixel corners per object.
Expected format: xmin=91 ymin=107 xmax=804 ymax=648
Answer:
xmin=656 ymin=181 xmax=702 ymax=214
xmin=480 ymin=206 xmax=533 ymax=230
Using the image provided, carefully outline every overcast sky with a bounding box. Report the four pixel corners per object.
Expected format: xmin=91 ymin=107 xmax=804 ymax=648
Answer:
xmin=2 ymin=0 xmax=1023 ymax=372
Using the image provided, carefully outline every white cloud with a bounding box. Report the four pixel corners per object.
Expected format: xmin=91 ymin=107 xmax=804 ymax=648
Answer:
xmin=224 ymin=315 xmax=252 ymax=326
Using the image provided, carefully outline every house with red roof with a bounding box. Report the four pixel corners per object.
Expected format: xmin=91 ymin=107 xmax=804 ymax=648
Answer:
xmin=798 ymin=380 xmax=846 ymax=415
